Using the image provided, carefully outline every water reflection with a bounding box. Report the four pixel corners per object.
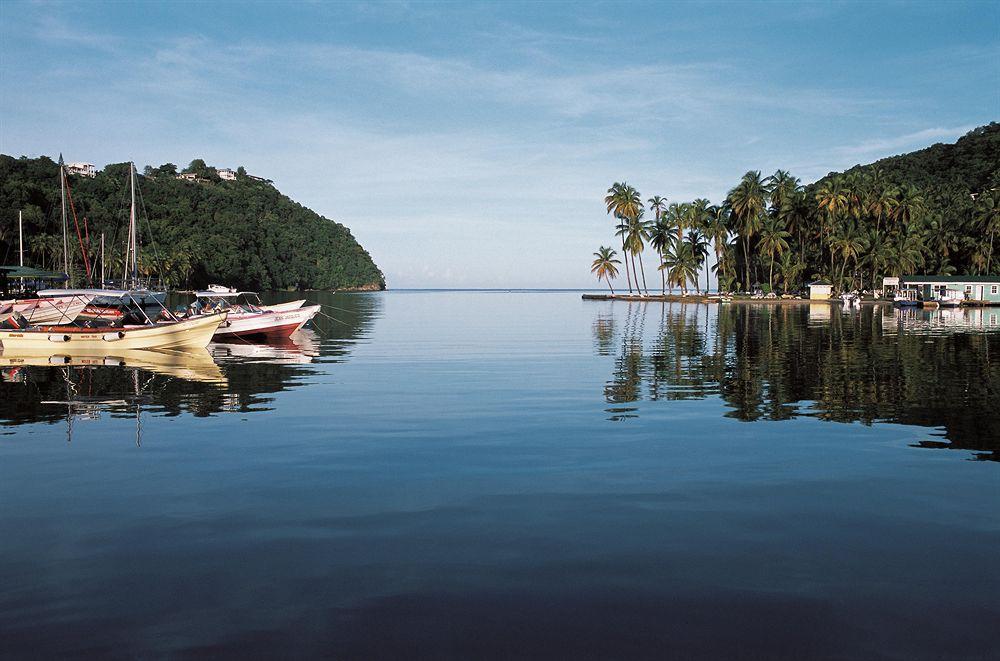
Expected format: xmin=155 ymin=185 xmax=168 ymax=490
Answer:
xmin=0 ymin=291 xmax=379 ymax=426
xmin=597 ymin=302 xmax=1000 ymax=460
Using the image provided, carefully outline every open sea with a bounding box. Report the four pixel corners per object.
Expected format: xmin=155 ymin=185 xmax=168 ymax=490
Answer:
xmin=1 ymin=291 xmax=998 ymax=659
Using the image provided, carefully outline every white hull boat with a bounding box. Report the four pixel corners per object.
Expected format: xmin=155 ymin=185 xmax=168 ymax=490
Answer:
xmin=213 ymin=305 xmax=320 ymax=339
xmin=0 ymin=311 xmax=227 ymax=351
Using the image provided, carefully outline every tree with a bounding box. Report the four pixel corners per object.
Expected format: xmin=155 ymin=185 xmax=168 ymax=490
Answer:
xmin=591 ymin=246 xmax=621 ymax=294
xmin=975 ymin=191 xmax=1000 ymax=274
xmin=758 ymin=217 xmax=791 ymax=291
xmin=727 ymin=171 xmax=769 ymax=291
xmin=647 ymin=216 xmax=674 ymax=294
xmin=605 ymin=182 xmax=642 ymax=293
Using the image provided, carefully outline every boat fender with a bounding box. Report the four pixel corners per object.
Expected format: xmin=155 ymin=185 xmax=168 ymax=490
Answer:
xmin=103 ymin=357 xmax=126 ymax=367
xmin=103 ymin=331 xmax=126 ymax=341
xmin=48 ymin=355 xmax=72 ymax=365
xmin=48 ymin=334 xmax=72 ymax=342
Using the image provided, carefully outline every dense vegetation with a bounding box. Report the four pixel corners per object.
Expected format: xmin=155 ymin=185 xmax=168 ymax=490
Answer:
xmin=594 ymin=123 xmax=1000 ymax=294
xmin=0 ymin=156 xmax=385 ymax=291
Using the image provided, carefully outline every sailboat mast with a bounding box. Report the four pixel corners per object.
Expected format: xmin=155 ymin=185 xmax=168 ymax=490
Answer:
xmin=101 ymin=233 xmax=106 ymax=285
xmin=130 ymin=162 xmax=138 ymax=288
xmin=59 ymin=155 xmax=69 ymax=288
xmin=18 ymin=210 xmax=24 ymax=267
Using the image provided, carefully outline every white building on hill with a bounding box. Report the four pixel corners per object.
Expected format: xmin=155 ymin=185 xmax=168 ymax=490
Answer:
xmin=67 ymin=162 xmax=97 ymax=177
xmin=218 ymin=168 xmax=237 ymax=181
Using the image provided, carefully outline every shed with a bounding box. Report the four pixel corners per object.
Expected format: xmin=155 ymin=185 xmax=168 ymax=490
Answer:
xmin=808 ymin=281 xmax=833 ymax=300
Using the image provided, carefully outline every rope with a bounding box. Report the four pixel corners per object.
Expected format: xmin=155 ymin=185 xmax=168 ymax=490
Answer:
xmin=64 ymin=176 xmax=91 ymax=280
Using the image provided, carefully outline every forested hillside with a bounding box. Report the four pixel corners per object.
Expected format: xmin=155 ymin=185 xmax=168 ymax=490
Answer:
xmin=597 ymin=123 xmax=1000 ymax=295
xmin=0 ymin=156 xmax=385 ymax=291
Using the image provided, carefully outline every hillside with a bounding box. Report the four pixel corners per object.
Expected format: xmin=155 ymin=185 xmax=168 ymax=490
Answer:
xmin=804 ymin=122 xmax=1000 ymax=279
xmin=0 ymin=156 xmax=385 ymax=291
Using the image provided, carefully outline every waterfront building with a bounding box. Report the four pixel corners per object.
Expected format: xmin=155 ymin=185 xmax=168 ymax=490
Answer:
xmin=808 ymin=281 xmax=833 ymax=300
xmin=899 ymin=275 xmax=1000 ymax=304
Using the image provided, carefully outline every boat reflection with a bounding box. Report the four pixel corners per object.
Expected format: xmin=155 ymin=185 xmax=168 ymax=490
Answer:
xmin=0 ymin=292 xmax=380 ymax=427
xmin=595 ymin=301 xmax=1000 ymax=460
xmin=1 ymin=347 xmax=226 ymax=385
xmin=209 ymin=329 xmax=320 ymax=365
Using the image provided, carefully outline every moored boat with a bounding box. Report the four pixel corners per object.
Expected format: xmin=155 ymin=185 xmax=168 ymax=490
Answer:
xmin=0 ymin=311 xmax=227 ymax=351
xmin=187 ymin=291 xmax=319 ymax=339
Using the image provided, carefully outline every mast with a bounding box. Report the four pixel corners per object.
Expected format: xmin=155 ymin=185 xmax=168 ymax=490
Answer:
xmin=18 ymin=210 xmax=24 ymax=267
xmin=130 ymin=162 xmax=138 ymax=288
xmin=59 ymin=154 xmax=69 ymax=288
xmin=101 ymin=233 xmax=105 ymax=285
xmin=122 ymin=162 xmax=138 ymax=289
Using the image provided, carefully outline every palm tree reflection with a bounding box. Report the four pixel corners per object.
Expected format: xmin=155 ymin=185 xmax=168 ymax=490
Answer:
xmin=595 ymin=303 xmax=1000 ymax=460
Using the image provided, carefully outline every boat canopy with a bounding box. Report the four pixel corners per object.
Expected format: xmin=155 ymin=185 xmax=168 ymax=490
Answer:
xmin=37 ymin=288 xmax=159 ymax=299
xmin=193 ymin=291 xmax=258 ymax=298
xmin=0 ymin=266 xmax=69 ymax=280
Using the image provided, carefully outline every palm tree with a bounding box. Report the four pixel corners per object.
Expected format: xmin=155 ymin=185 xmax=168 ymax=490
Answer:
xmin=776 ymin=251 xmax=805 ymax=293
xmin=975 ymin=191 xmax=1000 ymax=274
xmin=647 ymin=195 xmax=667 ymax=221
xmin=758 ymin=216 xmax=791 ymax=291
xmin=727 ymin=171 xmax=769 ymax=290
xmin=685 ymin=229 xmax=710 ymax=294
xmin=591 ymin=247 xmax=621 ymax=294
xmin=766 ymin=170 xmax=800 ymax=213
xmin=605 ymin=182 xmax=642 ymax=293
xmin=626 ymin=210 xmax=650 ymax=294
xmin=815 ymin=176 xmax=849 ymax=278
xmin=830 ymin=222 xmax=865 ymax=289
xmin=647 ymin=217 xmax=674 ymax=294
xmin=704 ymin=205 xmax=730 ymax=293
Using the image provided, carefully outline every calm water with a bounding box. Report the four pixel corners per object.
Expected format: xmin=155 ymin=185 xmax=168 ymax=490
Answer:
xmin=1 ymin=292 xmax=998 ymax=659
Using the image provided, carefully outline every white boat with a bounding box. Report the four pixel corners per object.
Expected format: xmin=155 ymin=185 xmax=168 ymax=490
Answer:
xmin=0 ymin=294 xmax=93 ymax=325
xmin=189 ymin=291 xmax=319 ymax=339
xmin=198 ymin=285 xmax=306 ymax=312
xmin=938 ymin=289 xmax=964 ymax=308
xmin=0 ymin=311 xmax=227 ymax=351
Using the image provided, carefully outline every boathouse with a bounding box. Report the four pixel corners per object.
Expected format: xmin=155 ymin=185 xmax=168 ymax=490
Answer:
xmin=899 ymin=275 xmax=1000 ymax=304
xmin=808 ymin=281 xmax=833 ymax=300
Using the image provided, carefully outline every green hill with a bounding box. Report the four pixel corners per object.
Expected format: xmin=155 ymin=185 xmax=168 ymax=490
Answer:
xmin=0 ymin=156 xmax=385 ymax=291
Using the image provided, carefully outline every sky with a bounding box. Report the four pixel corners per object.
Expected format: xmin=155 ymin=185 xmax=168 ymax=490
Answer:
xmin=1 ymin=1 xmax=998 ymax=288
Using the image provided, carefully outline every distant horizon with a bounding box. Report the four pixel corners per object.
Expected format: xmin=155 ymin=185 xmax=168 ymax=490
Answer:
xmin=1 ymin=1 xmax=997 ymax=288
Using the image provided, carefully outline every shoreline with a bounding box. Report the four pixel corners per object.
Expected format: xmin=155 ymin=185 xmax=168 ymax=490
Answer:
xmin=580 ymin=293 xmax=1000 ymax=306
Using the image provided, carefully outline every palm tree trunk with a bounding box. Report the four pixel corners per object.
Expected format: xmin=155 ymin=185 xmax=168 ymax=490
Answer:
xmin=606 ymin=276 xmax=614 ymax=295
xmin=659 ymin=249 xmax=666 ymax=294
xmin=638 ymin=253 xmax=648 ymax=294
xmin=769 ymin=254 xmax=775 ymax=292
xmin=621 ymin=237 xmax=633 ymax=293
xmin=631 ymin=252 xmax=641 ymax=296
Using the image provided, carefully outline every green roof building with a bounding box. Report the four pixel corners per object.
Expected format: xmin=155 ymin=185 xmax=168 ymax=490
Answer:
xmin=900 ymin=275 xmax=1000 ymax=304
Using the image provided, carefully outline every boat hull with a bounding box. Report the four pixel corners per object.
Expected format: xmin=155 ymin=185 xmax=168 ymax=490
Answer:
xmin=213 ymin=305 xmax=320 ymax=339
xmin=0 ymin=312 xmax=227 ymax=351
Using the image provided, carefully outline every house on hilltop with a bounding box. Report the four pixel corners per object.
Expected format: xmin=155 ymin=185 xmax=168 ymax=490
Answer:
xmin=67 ymin=162 xmax=97 ymax=177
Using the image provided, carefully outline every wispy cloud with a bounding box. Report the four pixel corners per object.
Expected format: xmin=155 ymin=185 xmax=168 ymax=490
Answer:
xmin=832 ymin=125 xmax=977 ymax=161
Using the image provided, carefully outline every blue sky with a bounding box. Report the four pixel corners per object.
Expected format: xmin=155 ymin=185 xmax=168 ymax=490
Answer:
xmin=1 ymin=1 xmax=997 ymax=288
